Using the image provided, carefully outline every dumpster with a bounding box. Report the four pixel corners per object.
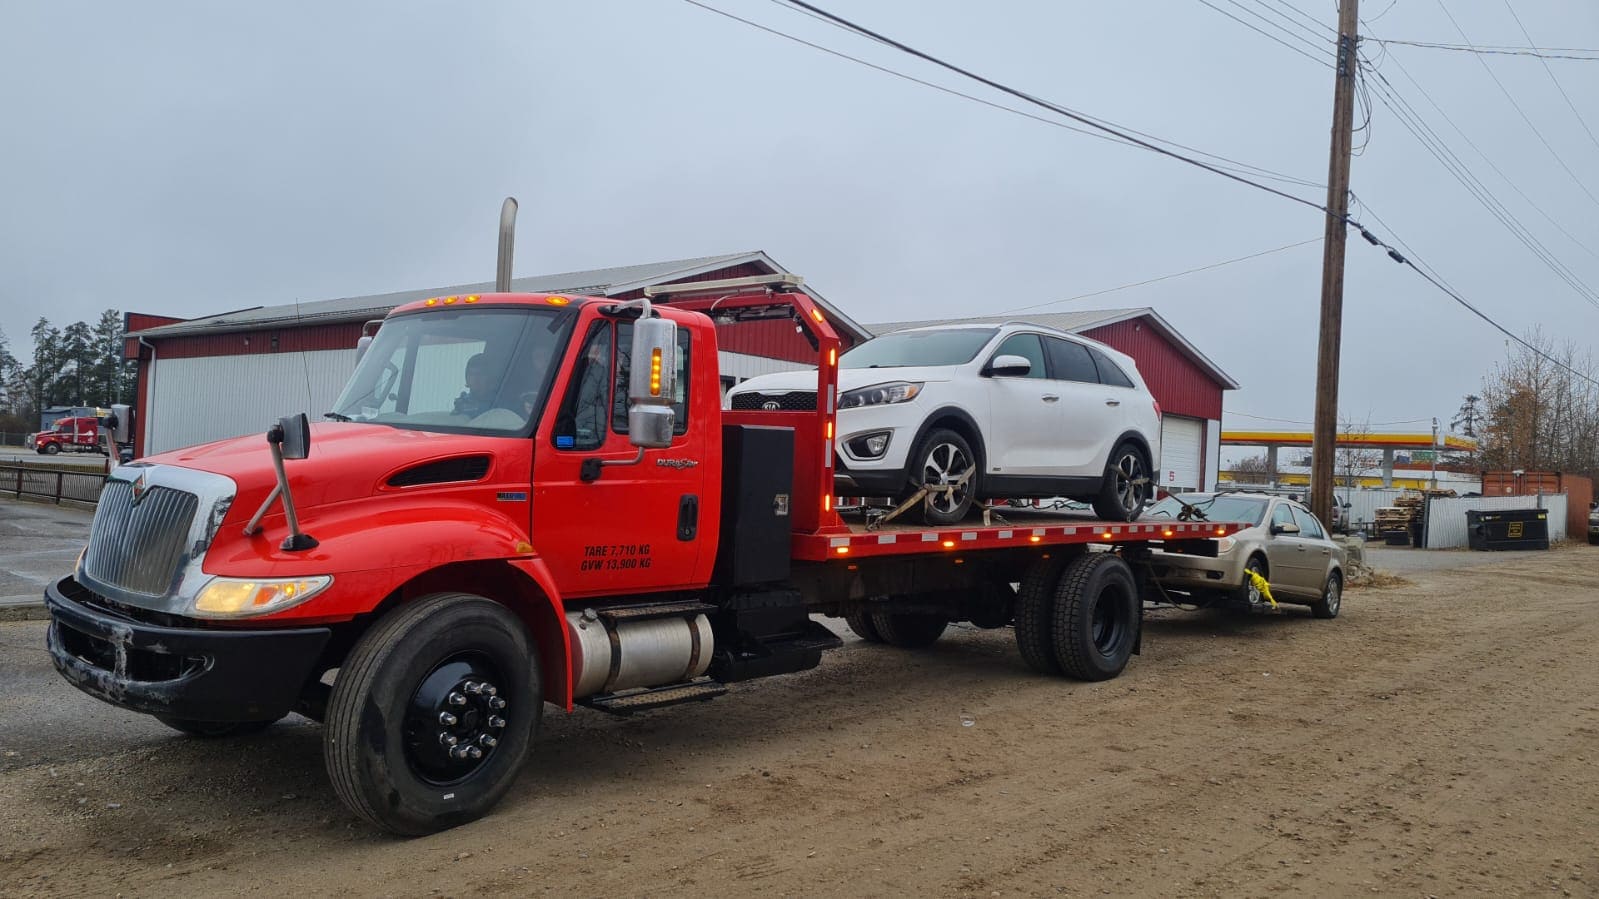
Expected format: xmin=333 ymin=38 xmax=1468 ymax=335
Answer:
xmin=1466 ymin=508 xmax=1550 ymax=551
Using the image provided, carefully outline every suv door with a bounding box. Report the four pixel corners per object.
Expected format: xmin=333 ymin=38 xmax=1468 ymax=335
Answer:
xmin=1043 ymin=336 xmax=1121 ymax=475
xmin=983 ymin=332 xmax=1057 ymax=476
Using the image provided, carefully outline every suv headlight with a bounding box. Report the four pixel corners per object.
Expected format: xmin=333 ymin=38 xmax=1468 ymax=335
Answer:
xmin=192 ymin=575 xmax=333 ymax=618
xmin=839 ymin=382 xmax=922 ymax=409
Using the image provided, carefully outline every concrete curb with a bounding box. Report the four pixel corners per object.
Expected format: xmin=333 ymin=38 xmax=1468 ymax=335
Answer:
xmin=0 ymin=600 xmax=49 ymax=622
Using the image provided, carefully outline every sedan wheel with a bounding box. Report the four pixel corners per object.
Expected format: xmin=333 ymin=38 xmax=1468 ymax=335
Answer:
xmin=1311 ymin=572 xmax=1342 ymax=619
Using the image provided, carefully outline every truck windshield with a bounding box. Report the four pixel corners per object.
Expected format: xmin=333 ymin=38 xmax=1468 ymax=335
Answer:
xmin=840 ymin=327 xmax=998 ymax=369
xmin=328 ymin=307 xmax=575 ymax=435
xmin=1142 ymin=495 xmax=1269 ymax=526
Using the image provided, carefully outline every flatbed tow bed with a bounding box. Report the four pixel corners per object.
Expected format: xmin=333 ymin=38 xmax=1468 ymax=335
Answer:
xmin=796 ymin=508 xmax=1233 ymax=560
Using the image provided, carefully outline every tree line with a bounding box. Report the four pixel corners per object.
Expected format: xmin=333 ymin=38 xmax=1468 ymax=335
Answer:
xmin=1458 ymin=330 xmax=1599 ymax=483
xmin=0 ymin=311 xmax=136 ymax=435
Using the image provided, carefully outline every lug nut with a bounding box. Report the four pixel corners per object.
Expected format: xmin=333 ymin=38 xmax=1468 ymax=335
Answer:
xmin=487 ymin=715 xmax=505 ymax=729
xmin=488 ymin=696 xmax=507 ymax=710
xmin=438 ymin=711 xmax=458 ymax=727
xmin=479 ymin=734 xmax=498 ymax=748
xmin=464 ymin=681 xmax=482 ymax=695
xmin=466 ymin=745 xmax=483 ymax=760
xmin=447 ymin=692 xmax=467 ymax=706
xmin=439 ymin=733 xmax=458 ymax=747
xmin=481 ymin=684 xmax=497 ymax=697
xmin=450 ymin=745 xmax=469 ymax=760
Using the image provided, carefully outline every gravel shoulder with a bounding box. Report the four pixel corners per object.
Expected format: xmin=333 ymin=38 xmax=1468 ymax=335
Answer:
xmin=2 ymin=546 xmax=1596 ymax=897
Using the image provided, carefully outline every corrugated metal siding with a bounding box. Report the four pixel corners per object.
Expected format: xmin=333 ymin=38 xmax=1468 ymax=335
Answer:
xmin=1424 ymin=494 xmax=1567 ymax=548
xmin=148 ymin=349 xmax=357 ymax=454
xmin=150 ymin=321 xmax=365 ymax=360
xmin=1080 ymin=319 xmax=1224 ymax=420
xmin=1340 ymin=487 xmax=1407 ymax=532
xmin=610 ymin=263 xmax=770 ymax=298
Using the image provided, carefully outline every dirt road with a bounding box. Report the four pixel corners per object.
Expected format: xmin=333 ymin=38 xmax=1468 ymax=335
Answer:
xmin=3 ymin=547 xmax=1596 ymax=897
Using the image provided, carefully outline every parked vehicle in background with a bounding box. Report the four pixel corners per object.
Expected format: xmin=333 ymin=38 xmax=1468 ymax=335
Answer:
xmin=30 ymin=407 xmax=134 ymax=461
xmin=1588 ymin=502 xmax=1598 ymax=545
xmin=727 ymin=323 xmax=1163 ymax=524
xmin=1142 ymin=491 xmax=1346 ymax=618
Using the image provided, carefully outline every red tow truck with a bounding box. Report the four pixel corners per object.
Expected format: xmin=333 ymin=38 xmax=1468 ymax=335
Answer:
xmin=44 ymin=203 xmax=1240 ymax=834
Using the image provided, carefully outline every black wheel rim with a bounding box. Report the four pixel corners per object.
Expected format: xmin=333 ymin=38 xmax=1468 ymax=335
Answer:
xmin=403 ymin=652 xmax=509 ymax=785
xmin=1113 ymin=451 xmax=1145 ymax=515
xmin=921 ymin=442 xmax=972 ymax=516
xmin=1090 ymin=586 xmax=1132 ymax=659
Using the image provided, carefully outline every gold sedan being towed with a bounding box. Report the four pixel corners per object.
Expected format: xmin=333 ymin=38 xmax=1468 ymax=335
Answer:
xmin=1142 ymin=492 xmax=1346 ymax=618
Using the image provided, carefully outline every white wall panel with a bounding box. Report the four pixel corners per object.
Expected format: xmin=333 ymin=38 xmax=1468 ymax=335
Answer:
xmin=148 ymin=350 xmax=357 ymax=454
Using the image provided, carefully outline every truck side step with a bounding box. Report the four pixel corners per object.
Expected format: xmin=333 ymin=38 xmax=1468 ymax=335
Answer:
xmin=580 ymin=680 xmax=728 ymax=715
xmin=595 ymin=601 xmax=716 ymax=623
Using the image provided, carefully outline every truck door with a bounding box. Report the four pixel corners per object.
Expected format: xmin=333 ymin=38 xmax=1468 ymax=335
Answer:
xmin=531 ymin=319 xmax=706 ymax=599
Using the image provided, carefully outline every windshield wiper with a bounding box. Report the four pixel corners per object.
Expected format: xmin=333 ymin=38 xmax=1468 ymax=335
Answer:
xmin=323 ymin=411 xmax=352 ymax=422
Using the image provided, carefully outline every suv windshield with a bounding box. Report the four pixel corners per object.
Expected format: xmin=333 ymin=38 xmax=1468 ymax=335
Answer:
xmin=840 ymin=327 xmax=998 ymax=369
xmin=1143 ymin=494 xmax=1269 ymax=526
xmin=329 ymin=307 xmax=575 ymax=435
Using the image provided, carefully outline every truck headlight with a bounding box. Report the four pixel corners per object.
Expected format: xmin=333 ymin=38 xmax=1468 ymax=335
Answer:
xmin=192 ymin=576 xmax=333 ymax=618
xmin=839 ymin=382 xmax=922 ymax=409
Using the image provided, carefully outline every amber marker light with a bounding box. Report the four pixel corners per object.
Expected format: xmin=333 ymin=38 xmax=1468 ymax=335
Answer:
xmin=649 ymin=348 xmax=663 ymax=396
xmin=425 ymin=298 xmax=438 ymax=306
xmin=443 ymin=296 xmax=457 ymax=304
xmin=545 ymin=296 xmax=571 ymax=306
xmin=1215 ymin=526 xmax=1226 ymax=535
xmin=810 ymin=308 xmax=824 ymax=323
xmin=828 ymin=348 xmax=837 ymax=366
xmin=465 ymin=295 xmax=479 ymax=303
xmin=1102 ymin=532 xmax=1114 ymax=540
xmin=942 ymin=540 xmax=955 ymax=548
xmin=835 ymin=546 xmax=850 ymax=555
xmin=1164 ymin=530 xmax=1175 ymax=537
xmin=1029 ymin=535 xmax=1042 ymax=543
xmin=825 ymin=420 xmax=834 ymax=439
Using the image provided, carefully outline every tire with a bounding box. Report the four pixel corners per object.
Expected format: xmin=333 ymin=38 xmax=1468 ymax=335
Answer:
xmin=43 ymin=443 xmax=60 ymax=455
xmin=910 ymin=428 xmax=977 ymax=526
xmin=1311 ymin=571 xmax=1343 ymax=620
xmin=845 ymin=608 xmax=884 ymax=643
xmin=156 ymin=716 xmax=278 ymax=738
xmin=1050 ymin=553 xmax=1140 ymax=681
xmin=1091 ymin=441 xmax=1149 ymax=522
xmin=869 ymin=611 xmax=947 ymax=648
xmin=324 ymin=592 xmax=541 ymax=836
xmin=1014 ymin=556 xmax=1068 ymax=675
xmin=1232 ymin=555 xmax=1268 ymax=605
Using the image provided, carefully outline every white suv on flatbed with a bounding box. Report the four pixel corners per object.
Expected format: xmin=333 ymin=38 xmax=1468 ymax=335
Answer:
xmin=726 ymin=322 xmax=1162 ymax=524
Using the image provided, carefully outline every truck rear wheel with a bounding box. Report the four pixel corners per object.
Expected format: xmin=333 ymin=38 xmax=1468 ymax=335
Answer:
xmin=845 ymin=608 xmax=884 ymax=643
xmin=1014 ymin=556 xmax=1068 ymax=674
xmin=324 ymin=592 xmax=541 ymax=836
xmin=1050 ymin=553 xmax=1139 ymax=681
xmin=869 ymin=611 xmax=947 ymax=648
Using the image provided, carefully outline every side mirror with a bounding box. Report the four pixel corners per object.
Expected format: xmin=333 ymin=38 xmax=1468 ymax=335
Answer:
xmin=1271 ymin=522 xmax=1301 ymax=535
xmin=627 ymin=316 xmax=678 ymax=449
xmin=987 ymin=354 xmax=1032 ymax=377
xmin=355 ymin=334 xmax=374 ymax=364
xmin=276 ymin=413 xmax=312 ymax=461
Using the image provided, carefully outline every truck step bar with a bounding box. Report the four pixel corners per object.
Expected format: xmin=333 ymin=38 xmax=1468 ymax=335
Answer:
xmin=580 ymin=680 xmax=729 ymax=715
xmin=595 ymin=601 xmax=717 ymax=623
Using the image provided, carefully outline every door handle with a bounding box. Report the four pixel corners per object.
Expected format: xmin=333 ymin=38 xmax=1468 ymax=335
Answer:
xmin=1042 ymin=395 xmax=1060 ymax=403
xmin=1105 ymin=399 xmax=1121 ymax=406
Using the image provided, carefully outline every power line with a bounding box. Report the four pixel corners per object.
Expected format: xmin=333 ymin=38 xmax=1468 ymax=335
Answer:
xmin=1373 ymin=38 xmax=1599 ymax=61
xmin=1227 ymin=410 xmax=1432 ymax=426
xmin=996 ymin=237 xmax=1323 ymax=315
xmin=681 ymin=0 xmax=1326 ymax=190
xmin=1238 ymin=0 xmax=1335 ymax=44
xmin=1265 ymin=0 xmax=1338 ymax=35
xmin=770 ymin=0 xmax=1332 ymax=212
xmin=1431 ymin=0 xmax=1599 ymax=212
xmin=1501 ymin=1 xmax=1599 ymax=156
xmin=1192 ymin=0 xmax=1333 ymax=68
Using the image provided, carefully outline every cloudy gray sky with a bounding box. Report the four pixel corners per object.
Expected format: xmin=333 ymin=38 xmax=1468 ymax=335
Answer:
xmin=4 ymin=1 xmax=1596 ymax=442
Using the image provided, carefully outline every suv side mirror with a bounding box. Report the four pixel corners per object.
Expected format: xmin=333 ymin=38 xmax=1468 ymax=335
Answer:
xmin=987 ymin=354 xmax=1032 ymax=377
xmin=627 ymin=316 xmax=678 ymax=449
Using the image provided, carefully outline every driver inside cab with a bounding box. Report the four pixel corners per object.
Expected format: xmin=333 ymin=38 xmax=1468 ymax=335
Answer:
xmin=453 ymin=353 xmax=495 ymax=418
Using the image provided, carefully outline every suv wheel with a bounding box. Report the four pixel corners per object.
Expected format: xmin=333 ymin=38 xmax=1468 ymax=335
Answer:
xmin=912 ymin=429 xmax=977 ymax=525
xmin=1091 ymin=442 xmax=1149 ymax=522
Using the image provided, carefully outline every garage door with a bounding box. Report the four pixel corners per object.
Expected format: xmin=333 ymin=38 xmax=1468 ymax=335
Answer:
xmin=1159 ymin=416 xmax=1204 ymax=493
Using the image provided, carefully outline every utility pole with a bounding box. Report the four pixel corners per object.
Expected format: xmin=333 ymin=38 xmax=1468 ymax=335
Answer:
xmin=1310 ymin=0 xmax=1360 ymax=526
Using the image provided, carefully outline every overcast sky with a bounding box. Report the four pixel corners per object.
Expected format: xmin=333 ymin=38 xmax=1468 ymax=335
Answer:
xmin=4 ymin=1 xmax=1596 ymax=442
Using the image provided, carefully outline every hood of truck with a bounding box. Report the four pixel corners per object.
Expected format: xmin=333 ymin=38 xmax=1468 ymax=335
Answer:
xmin=150 ymin=423 xmax=512 ymax=512
xmin=728 ymin=365 xmax=956 ymax=399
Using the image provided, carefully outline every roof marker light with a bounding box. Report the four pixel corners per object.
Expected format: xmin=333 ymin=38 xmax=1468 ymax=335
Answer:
xmin=810 ymin=308 xmax=824 ymax=323
xmin=443 ymin=296 xmax=457 ymax=304
xmin=546 ymin=296 xmax=570 ymax=306
xmin=425 ymin=298 xmax=438 ymax=306
xmin=465 ymin=295 xmax=479 ymax=303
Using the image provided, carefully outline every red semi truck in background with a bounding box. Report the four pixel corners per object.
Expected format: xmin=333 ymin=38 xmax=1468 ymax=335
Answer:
xmin=32 ymin=406 xmax=134 ymax=461
xmin=43 ymin=202 xmax=1240 ymax=834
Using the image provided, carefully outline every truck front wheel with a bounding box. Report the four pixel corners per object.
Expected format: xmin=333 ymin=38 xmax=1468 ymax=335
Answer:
xmin=324 ymin=592 xmax=542 ymax=836
xmin=42 ymin=443 xmax=60 ymax=455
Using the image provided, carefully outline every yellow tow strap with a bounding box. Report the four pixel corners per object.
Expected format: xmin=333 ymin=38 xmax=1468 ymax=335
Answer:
xmin=1245 ymin=569 xmax=1279 ymax=609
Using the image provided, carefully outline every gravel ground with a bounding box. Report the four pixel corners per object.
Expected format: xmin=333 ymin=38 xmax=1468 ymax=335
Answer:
xmin=2 ymin=543 xmax=1596 ymax=896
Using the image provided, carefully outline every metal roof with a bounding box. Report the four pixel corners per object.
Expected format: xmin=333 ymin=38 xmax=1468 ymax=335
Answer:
xmin=866 ymin=308 xmax=1240 ymax=390
xmin=132 ymin=251 xmax=871 ymax=342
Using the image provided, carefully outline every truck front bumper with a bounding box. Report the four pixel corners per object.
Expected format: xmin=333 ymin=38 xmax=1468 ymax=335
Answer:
xmin=46 ymin=576 xmax=331 ymax=723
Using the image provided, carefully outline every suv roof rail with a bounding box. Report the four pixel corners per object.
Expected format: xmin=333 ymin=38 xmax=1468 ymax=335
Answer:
xmin=643 ymin=273 xmax=804 ymax=298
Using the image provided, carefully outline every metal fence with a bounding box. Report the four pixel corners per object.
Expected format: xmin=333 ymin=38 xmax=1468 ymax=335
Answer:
xmin=1 ymin=463 xmax=108 ymax=505
xmin=1424 ymin=494 xmax=1568 ymax=548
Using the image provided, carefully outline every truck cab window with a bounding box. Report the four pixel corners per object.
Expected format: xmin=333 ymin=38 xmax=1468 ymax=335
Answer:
xmin=553 ymin=323 xmax=615 ymax=451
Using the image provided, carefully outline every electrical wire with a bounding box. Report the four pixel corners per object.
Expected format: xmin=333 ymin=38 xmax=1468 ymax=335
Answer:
xmin=1500 ymin=1 xmax=1599 ymax=156
xmin=1372 ymin=38 xmax=1599 ymax=61
xmin=769 ymin=0 xmax=1333 ymax=212
xmin=995 ymin=238 xmax=1323 ymax=316
xmin=1192 ymin=0 xmax=1333 ymax=68
xmin=1227 ymin=410 xmax=1433 ymax=426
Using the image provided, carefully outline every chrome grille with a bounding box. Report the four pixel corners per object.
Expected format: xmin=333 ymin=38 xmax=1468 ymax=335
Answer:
xmin=83 ymin=481 xmax=200 ymax=597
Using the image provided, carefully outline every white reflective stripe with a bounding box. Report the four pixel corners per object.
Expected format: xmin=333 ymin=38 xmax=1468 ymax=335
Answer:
xmin=998 ymin=530 xmax=1013 ymax=539
xmin=824 ymin=442 xmax=832 ymax=467
xmin=961 ymin=532 xmax=977 ymax=540
xmin=1064 ymin=527 xmax=1077 ymax=536
xmin=830 ymin=537 xmax=849 ymax=547
xmin=827 ymin=386 xmax=835 ymax=414
xmin=1110 ymin=527 xmax=1121 ymax=535
xmin=1032 ymin=528 xmax=1045 ymax=536
xmin=922 ymin=533 xmax=939 ymax=542
xmin=877 ymin=534 xmax=897 ymax=544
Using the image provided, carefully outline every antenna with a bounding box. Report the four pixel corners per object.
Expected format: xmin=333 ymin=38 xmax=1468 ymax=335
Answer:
xmin=496 ymin=197 xmax=518 ymax=292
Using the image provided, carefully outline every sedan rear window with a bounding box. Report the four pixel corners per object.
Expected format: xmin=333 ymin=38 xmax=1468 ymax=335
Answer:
xmin=841 ymin=328 xmax=998 ymax=369
xmin=1143 ymin=495 xmax=1268 ymax=526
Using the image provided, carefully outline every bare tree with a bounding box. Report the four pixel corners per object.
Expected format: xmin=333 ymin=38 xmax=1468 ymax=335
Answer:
xmin=1231 ymin=454 xmax=1271 ymax=484
xmin=1335 ymin=416 xmax=1382 ymax=490
xmin=1477 ymin=329 xmax=1599 ymax=480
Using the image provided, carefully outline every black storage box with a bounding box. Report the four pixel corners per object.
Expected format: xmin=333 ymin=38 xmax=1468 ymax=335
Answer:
xmin=714 ymin=425 xmax=795 ymax=585
xmin=1466 ymin=508 xmax=1550 ymax=551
